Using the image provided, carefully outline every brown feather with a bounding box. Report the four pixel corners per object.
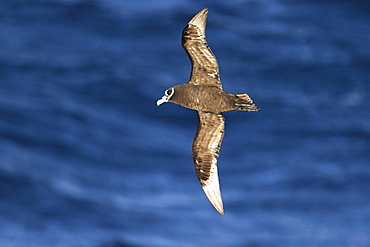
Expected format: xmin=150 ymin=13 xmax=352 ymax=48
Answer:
xmin=192 ymin=111 xmax=225 ymax=215
xmin=182 ymin=8 xmax=222 ymax=89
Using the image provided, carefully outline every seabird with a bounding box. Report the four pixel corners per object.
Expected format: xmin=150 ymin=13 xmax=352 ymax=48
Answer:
xmin=157 ymin=8 xmax=259 ymax=215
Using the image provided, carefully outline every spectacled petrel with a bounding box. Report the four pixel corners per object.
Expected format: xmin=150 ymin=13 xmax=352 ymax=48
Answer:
xmin=157 ymin=8 xmax=259 ymax=215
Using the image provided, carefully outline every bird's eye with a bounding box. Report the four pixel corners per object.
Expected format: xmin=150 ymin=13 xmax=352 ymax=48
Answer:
xmin=165 ymin=88 xmax=173 ymax=96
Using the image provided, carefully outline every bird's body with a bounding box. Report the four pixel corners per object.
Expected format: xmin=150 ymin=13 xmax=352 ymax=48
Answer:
xmin=169 ymin=84 xmax=246 ymax=113
xmin=157 ymin=8 xmax=259 ymax=215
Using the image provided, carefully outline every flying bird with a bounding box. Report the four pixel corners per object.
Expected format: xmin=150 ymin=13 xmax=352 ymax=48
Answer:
xmin=157 ymin=8 xmax=259 ymax=215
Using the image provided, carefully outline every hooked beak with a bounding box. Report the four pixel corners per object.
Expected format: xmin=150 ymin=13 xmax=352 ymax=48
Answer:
xmin=156 ymin=96 xmax=168 ymax=106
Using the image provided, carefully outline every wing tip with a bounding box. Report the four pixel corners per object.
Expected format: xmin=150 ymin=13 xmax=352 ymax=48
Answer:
xmin=202 ymin=183 xmax=224 ymax=216
xmin=188 ymin=8 xmax=208 ymax=31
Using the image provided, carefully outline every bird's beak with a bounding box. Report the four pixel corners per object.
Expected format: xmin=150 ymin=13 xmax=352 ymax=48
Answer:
xmin=156 ymin=96 xmax=168 ymax=106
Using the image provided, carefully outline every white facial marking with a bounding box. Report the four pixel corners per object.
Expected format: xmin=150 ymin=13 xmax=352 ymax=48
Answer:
xmin=156 ymin=88 xmax=174 ymax=106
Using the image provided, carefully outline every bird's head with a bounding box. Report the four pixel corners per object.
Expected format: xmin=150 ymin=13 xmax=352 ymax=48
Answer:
xmin=156 ymin=87 xmax=175 ymax=106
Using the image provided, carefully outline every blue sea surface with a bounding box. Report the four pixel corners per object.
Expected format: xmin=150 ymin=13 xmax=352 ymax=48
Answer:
xmin=1 ymin=0 xmax=369 ymax=246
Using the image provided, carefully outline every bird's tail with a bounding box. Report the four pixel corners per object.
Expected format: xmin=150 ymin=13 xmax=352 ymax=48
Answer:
xmin=235 ymin=93 xmax=259 ymax=112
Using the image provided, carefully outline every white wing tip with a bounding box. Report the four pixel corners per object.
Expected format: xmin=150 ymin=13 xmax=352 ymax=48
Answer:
xmin=202 ymin=181 xmax=224 ymax=216
xmin=188 ymin=8 xmax=208 ymax=33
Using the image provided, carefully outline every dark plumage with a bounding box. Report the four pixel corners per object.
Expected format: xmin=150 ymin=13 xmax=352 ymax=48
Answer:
xmin=157 ymin=8 xmax=259 ymax=215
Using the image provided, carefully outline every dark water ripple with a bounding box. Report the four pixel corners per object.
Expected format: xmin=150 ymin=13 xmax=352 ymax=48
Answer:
xmin=0 ymin=0 xmax=369 ymax=246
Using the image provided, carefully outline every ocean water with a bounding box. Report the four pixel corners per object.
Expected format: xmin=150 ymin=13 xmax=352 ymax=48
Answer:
xmin=0 ymin=0 xmax=369 ymax=246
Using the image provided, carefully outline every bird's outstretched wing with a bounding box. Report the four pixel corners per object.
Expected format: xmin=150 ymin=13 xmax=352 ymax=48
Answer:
xmin=192 ymin=111 xmax=225 ymax=215
xmin=182 ymin=8 xmax=222 ymax=89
